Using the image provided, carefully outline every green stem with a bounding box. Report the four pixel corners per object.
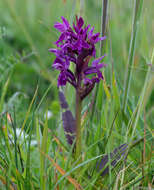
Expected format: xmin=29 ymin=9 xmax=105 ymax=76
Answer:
xmin=75 ymin=90 xmax=82 ymax=160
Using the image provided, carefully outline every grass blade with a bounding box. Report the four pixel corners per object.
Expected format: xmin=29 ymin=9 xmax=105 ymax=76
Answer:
xmin=41 ymin=151 xmax=82 ymax=190
xmin=122 ymin=0 xmax=144 ymax=112
xmin=0 ymin=75 xmax=11 ymax=113
xmin=91 ymin=0 xmax=108 ymax=121
xmin=40 ymin=113 xmax=49 ymax=190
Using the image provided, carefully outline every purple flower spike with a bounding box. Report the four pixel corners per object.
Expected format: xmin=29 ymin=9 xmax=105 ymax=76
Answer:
xmin=50 ymin=15 xmax=106 ymax=98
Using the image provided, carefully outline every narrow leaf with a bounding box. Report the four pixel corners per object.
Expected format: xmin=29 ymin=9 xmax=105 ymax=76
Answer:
xmin=59 ymin=91 xmax=68 ymax=109
xmin=97 ymin=138 xmax=144 ymax=176
xmin=59 ymin=91 xmax=76 ymax=145
xmin=40 ymin=151 xmax=82 ymax=190
xmin=97 ymin=144 xmax=128 ymax=176
xmin=62 ymin=110 xmax=76 ymax=145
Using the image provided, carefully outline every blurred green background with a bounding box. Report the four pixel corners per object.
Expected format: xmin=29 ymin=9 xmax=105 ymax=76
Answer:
xmin=0 ymin=0 xmax=153 ymax=119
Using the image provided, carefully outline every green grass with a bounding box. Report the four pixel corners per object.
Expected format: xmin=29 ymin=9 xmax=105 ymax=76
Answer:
xmin=0 ymin=0 xmax=153 ymax=189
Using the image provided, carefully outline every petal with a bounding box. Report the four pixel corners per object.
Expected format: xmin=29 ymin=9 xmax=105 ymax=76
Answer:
xmin=97 ymin=70 xmax=103 ymax=79
xmin=77 ymin=17 xmax=84 ymax=29
xmin=93 ymin=77 xmax=100 ymax=83
xmin=88 ymin=26 xmax=94 ymax=38
xmin=58 ymin=72 xmax=67 ymax=87
xmin=94 ymin=36 xmax=106 ymax=43
xmin=92 ymin=54 xmax=107 ymax=66
xmin=92 ymin=47 xmax=96 ymax=57
xmin=49 ymin=48 xmax=57 ymax=53
xmin=53 ymin=56 xmax=70 ymax=71
xmin=82 ymin=40 xmax=90 ymax=49
xmin=82 ymin=24 xmax=90 ymax=39
xmin=90 ymin=33 xmax=100 ymax=43
xmin=98 ymin=63 xmax=107 ymax=68
xmin=54 ymin=22 xmax=66 ymax=32
xmin=66 ymin=70 xmax=76 ymax=81
xmin=61 ymin=16 xmax=70 ymax=29
xmin=52 ymin=58 xmax=64 ymax=70
xmin=49 ymin=48 xmax=61 ymax=56
xmin=73 ymin=23 xmax=78 ymax=33
xmin=84 ymin=77 xmax=93 ymax=85
xmin=99 ymin=36 xmax=106 ymax=41
xmin=84 ymin=67 xmax=97 ymax=75
xmin=84 ymin=24 xmax=91 ymax=33
xmin=54 ymin=17 xmax=69 ymax=33
xmin=53 ymin=63 xmax=63 ymax=70
xmin=55 ymin=33 xmax=66 ymax=45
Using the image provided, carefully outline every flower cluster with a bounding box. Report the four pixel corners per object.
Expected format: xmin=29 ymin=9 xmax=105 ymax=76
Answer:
xmin=50 ymin=16 xmax=106 ymax=99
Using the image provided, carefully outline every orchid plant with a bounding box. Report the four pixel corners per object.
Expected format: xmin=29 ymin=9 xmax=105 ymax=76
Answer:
xmin=50 ymin=16 xmax=106 ymax=159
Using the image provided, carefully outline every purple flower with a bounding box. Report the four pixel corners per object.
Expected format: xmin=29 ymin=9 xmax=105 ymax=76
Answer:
xmin=54 ymin=16 xmax=70 ymax=32
xmin=50 ymin=16 xmax=106 ymax=99
xmin=84 ymin=55 xmax=107 ymax=82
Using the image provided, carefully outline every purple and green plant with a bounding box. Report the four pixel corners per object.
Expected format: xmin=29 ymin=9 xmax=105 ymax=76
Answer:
xmin=50 ymin=16 xmax=106 ymax=159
